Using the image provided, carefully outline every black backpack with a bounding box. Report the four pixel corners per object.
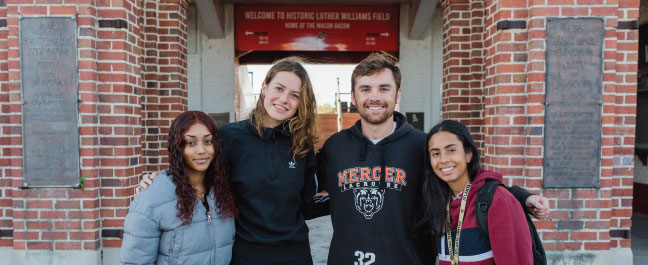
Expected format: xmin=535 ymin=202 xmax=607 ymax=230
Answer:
xmin=475 ymin=179 xmax=547 ymax=265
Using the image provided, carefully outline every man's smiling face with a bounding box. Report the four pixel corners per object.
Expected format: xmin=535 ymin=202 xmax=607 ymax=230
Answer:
xmin=351 ymin=68 xmax=401 ymax=126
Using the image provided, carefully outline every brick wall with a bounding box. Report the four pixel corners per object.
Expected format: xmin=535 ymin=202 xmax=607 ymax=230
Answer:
xmin=141 ymin=0 xmax=189 ymax=174
xmin=0 ymin=0 xmax=639 ymax=263
xmin=96 ymin=0 xmax=189 ymax=251
xmin=0 ymin=0 xmax=189 ymax=258
xmin=95 ymin=0 xmax=145 ymax=250
xmin=440 ymin=0 xmax=638 ymax=261
xmin=3 ymin=0 xmax=103 ymax=252
xmin=0 ymin=1 xmax=11 ymax=248
xmin=610 ymin=0 xmax=637 ymax=249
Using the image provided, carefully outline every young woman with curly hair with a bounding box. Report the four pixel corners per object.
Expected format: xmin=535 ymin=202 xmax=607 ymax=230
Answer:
xmin=138 ymin=57 xmax=326 ymax=265
xmin=121 ymin=111 xmax=238 ymax=265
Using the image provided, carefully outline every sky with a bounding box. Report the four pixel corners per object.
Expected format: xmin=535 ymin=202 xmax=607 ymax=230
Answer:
xmin=246 ymin=64 xmax=356 ymax=106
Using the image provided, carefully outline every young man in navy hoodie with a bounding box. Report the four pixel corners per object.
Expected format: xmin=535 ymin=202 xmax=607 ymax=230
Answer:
xmin=316 ymin=53 xmax=549 ymax=264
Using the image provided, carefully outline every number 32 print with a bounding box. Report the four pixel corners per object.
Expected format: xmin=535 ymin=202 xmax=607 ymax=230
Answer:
xmin=354 ymin=251 xmax=375 ymax=265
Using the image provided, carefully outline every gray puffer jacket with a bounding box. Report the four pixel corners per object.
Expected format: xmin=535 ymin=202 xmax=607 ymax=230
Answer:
xmin=120 ymin=170 xmax=235 ymax=265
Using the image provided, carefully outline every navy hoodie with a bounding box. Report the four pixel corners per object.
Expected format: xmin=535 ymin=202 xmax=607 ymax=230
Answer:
xmin=220 ymin=119 xmax=321 ymax=261
xmin=317 ymin=112 xmax=433 ymax=265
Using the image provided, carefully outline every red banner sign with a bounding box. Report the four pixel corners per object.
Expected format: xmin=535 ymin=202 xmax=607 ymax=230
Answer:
xmin=235 ymin=5 xmax=399 ymax=51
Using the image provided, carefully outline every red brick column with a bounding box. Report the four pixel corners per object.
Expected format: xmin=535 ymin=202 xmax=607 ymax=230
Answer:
xmin=95 ymin=0 xmax=145 ymax=250
xmin=441 ymin=0 xmax=638 ymax=261
xmin=524 ymin=0 xmax=636 ymax=256
xmin=140 ymin=0 xmax=189 ymax=173
xmin=0 ymin=2 xmax=12 ymax=248
xmin=481 ymin=0 xmax=530 ymax=185
xmin=468 ymin=0 xmax=486 ymax=150
xmin=141 ymin=0 xmax=163 ymax=173
xmin=441 ymin=0 xmax=487 ymax=151
xmin=0 ymin=0 xmax=190 ymax=257
xmin=2 ymin=0 xmax=102 ymax=253
xmin=441 ymin=0 xmax=472 ymax=122
xmin=610 ymin=0 xmax=638 ymax=250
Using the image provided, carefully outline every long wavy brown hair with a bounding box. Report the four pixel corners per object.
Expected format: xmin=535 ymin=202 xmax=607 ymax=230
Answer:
xmin=251 ymin=57 xmax=318 ymax=159
xmin=167 ymin=111 xmax=238 ymax=225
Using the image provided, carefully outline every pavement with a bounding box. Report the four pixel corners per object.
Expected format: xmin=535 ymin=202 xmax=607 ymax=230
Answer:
xmin=310 ymin=211 xmax=648 ymax=265
xmin=306 ymin=215 xmax=333 ymax=265
xmin=633 ymin=211 xmax=648 ymax=265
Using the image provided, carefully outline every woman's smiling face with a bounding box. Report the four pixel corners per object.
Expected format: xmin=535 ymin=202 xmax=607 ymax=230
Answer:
xmin=261 ymin=71 xmax=302 ymax=128
xmin=428 ymin=131 xmax=473 ymax=191
xmin=183 ymin=123 xmax=214 ymax=175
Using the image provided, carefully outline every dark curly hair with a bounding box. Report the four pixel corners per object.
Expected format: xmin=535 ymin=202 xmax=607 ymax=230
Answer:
xmin=167 ymin=111 xmax=238 ymax=224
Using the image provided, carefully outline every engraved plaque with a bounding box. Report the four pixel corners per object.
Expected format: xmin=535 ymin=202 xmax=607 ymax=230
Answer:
xmin=208 ymin=112 xmax=230 ymax=127
xmin=406 ymin=112 xmax=424 ymax=131
xmin=544 ymin=18 xmax=603 ymax=188
xmin=21 ymin=17 xmax=79 ymax=187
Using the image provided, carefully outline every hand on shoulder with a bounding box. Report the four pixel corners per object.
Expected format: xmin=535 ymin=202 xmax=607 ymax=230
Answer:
xmin=135 ymin=171 xmax=162 ymax=196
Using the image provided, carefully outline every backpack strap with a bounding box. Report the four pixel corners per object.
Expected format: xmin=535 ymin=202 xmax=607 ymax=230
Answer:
xmin=475 ymin=179 xmax=548 ymax=265
xmin=475 ymin=179 xmax=504 ymax=237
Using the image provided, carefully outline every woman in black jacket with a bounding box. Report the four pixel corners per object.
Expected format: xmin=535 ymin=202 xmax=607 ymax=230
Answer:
xmin=219 ymin=57 xmax=322 ymax=264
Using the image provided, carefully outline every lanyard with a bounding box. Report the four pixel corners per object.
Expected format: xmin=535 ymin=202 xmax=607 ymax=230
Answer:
xmin=445 ymin=181 xmax=472 ymax=265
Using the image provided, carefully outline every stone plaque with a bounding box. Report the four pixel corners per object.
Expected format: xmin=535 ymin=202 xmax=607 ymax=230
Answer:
xmin=544 ymin=18 xmax=603 ymax=188
xmin=21 ymin=17 xmax=79 ymax=187
xmin=208 ymin=112 xmax=230 ymax=127
xmin=406 ymin=112 xmax=424 ymax=131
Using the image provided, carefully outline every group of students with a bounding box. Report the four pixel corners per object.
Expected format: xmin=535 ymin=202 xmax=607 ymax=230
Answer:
xmin=119 ymin=53 xmax=549 ymax=265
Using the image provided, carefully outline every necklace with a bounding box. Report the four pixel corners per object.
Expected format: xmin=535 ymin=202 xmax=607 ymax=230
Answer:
xmin=192 ymin=184 xmax=205 ymax=199
xmin=195 ymin=189 xmax=212 ymax=224
xmin=446 ymin=181 xmax=472 ymax=265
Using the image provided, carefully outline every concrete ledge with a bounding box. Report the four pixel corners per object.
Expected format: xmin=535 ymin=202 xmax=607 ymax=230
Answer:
xmin=3 ymin=249 xmax=101 ymax=265
xmin=547 ymin=248 xmax=632 ymax=265
xmin=103 ymin=248 xmax=121 ymax=265
xmin=0 ymin=248 xmax=11 ymax=262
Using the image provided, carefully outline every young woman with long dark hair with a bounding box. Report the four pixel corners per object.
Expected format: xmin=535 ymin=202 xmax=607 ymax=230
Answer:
xmin=121 ymin=111 xmax=238 ymax=265
xmin=420 ymin=120 xmax=532 ymax=265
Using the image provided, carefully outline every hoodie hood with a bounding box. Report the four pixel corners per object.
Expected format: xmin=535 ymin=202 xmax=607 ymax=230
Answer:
xmin=471 ymin=169 xmax=503 ymax=191
xmin=349 ymin=111 xmax=414 ymax=145
xmin=346 ymin=111 xmax=416 ymax=191
xmin=245 ymin=117 xmax=291 ymax=140
xmin=348 ymin=111 xmax=415 ymax=162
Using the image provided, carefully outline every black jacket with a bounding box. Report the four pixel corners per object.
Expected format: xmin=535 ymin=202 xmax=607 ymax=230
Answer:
xmin=317 ymin=112 xmax=433 ymax=265
xmin=220 ymin=119 xmax=320 ymax=261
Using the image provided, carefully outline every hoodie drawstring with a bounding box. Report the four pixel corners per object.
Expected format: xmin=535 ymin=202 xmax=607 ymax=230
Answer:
xmin=380 ymin=149 xmax=386 ymax=191
xmin=359 ymin=142 xmax=367 ymax=161
xmin=358 ymin=140 xmax=388 ymax=191
xmin=378 ymin=144 xmax=387 ymax=191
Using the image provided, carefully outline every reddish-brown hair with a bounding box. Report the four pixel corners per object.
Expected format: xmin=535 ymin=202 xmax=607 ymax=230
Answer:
xmin=167 ymin=111 xmax=238 ymax=224
xmin=351 ymin=53 xmax=401 ymax=92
